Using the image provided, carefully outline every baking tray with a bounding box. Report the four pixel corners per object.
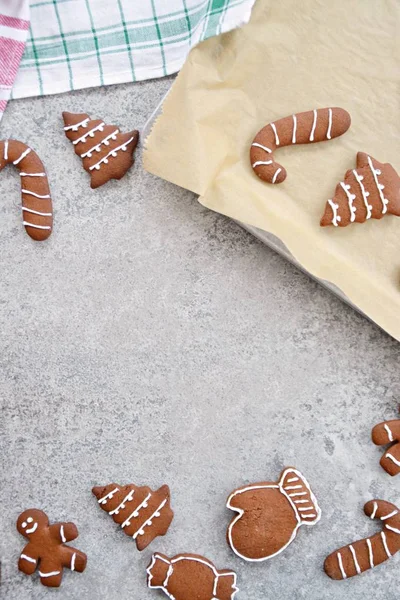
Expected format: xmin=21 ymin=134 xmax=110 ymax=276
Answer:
xmin=142 ymin=91 xmax=368 ymax=323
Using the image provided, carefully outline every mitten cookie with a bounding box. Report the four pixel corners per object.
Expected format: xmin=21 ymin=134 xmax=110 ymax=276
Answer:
xmin=226 ymin=467 xmax=321 ymax=561
xmin=372 ymin=417 xmax=400 ymax=476
xmin=92 ymin=482 xmax=173 ymax=550
xmin=63 ymin=112 xmax=139 ymax=189
xmin=321 ymin=153 xmax=400 ymax=227
xmin=324 ymin=500 xmax=400 ymax=580
xmin=17 ymin=509 xmax=87 ymax=587
xmin=0 ymin=140 xmax=53 ymax=240
xmin=147 ymin=553 xmax=238 ymax=600
xmin=250 ymin=107 xmax=351 ymax=184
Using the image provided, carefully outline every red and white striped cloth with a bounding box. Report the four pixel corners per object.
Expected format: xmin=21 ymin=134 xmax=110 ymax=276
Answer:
xmin=0 ymin=0 xmax=29 ymax=122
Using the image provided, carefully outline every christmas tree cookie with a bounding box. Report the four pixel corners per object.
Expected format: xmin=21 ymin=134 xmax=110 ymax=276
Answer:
xmin=63 ymin=112 xmax=139 ymax=189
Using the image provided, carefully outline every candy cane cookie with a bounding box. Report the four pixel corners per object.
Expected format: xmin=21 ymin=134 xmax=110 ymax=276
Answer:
xmin=324 ymin=500 xmax=400 ymax=580
xmin=372 ymin=416 xmax=400 ymax=476
xmin=0 ymin=140 xmax=53 ymax=241
xmin=250 ymin=108 xmax=351 ymax=184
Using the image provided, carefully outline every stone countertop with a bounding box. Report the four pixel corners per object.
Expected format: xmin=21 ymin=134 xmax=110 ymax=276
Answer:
xmin=0 ymin=78 xmax=399 ymax=600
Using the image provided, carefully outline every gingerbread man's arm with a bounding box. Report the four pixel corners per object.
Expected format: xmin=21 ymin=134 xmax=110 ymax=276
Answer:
xmin=49 ymin=522 xmax=79 ymax=543
xmin=18 ymin=542 xmax=40 ymax=575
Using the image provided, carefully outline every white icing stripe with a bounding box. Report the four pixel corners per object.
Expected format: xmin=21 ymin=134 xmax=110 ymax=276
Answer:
xmin=386 ymin=453 xmax=400 ymax=467
xmin=272 ymin=168 xmax=281 ymax=184
xmin=13 ymin=148 xmax=31 ymax=165
xmin=132 ymin=497 xmax=168 ymax=540
xmin=109 ymin=490 xmax=135 ymax=516
xmin=81 ymin=129 xmax=120 ymax=158
xmin=371 ymin=502 xmax=378 ymax=519
xmin=22 ymin=207 xmax=52 ymax=217
xmin=381 ymin=510 xmax=398 ymax=521
xmin=163 ymin=564 xmax=173 ymax=587
xmin=20 ymin=172 xmax=46 ymax=177
xmin=270 ymin=123 xmax=280 ymax=146
xmin=353 ymin=169 xmax=372 ymax=220
xmin=294 ymin=499 xmax=309 ymax=504
xmin=340 ymin=182 xmax=356 ymax=222
xmin=337 ymin=552 xmax=347 ymax=579
xmin=386 ymin=525 xmax=400 ymax=534
xmin=367 ymin=155 xmax=389 ymax=214
xmin=98 ymin=487 xmax=119 ymax=505
xmin=25 ymin=522 xmax=38 ymax=534
xmin=287 ymin=477 xmax=299 ymax=483
xmin=39 ymin=571 xmax=61 ymax=578
xmin=60 ymin=525 xmax=66 ymax=543
xmin=381 ymin=531 xmax=391 ymax=558
xmin=326 ymin=108 xmax=333 ymax=140
xmin=23 ymin=222 xmax=51 ymax=230
xmin=4 ymin=140 xmax=8 ymax=160
xmin=290 ymin=492 xmax=307 ymax=498
xmin=349 ymin=545 xmax=361 ymax=574
xmin=302 ymin=513 xmax=317 ymax=519
xmin=64 ymin=118 xmax=89 ymax=132
xmin=298 ymin=506 xmax=314 ymax=512
xmin=292 ymin=114 xmax=297 ymax=144
xmin=328 ymin=199 xmax=341 ymax=226
xmin=366 ymin=539 xmax=374 ymax=569
xmin=309 ymin=109 xmax=317 ymax=142
xmin=73 ymin=122 xmax=105 ymax=145
xmin=252 ymin=160 xmax=273 ymax=168
xmin=121 ymin=492 xmax=152 ymax=529
xmin=285 ymin=485 xmax=302 ymax=490
xmin=71 ymin=552 xmax=76 ymax=571
xmin=21 ymin=554 xmax=36 ymax=564
xmin=384 ymin=424 xmax=394 ymax=442
xmin=21 ymin=189 xmax=50 ymax=199
xmin=252 ymin=142 xmax=272 ymax=153
xmin=89 ymin=136 xmax=135 ymax=171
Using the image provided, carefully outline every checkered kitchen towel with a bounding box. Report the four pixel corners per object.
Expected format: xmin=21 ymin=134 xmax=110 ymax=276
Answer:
xmin=10 ymin=0 xmax=256 ymax=103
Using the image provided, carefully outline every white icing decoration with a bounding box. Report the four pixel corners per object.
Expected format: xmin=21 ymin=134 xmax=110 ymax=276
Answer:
xmin=298 ymin=506 xmax=315 ymax=512
xmin=366 ymin=538 xmax=374 ymax=569
xmin=23 ymin=222 xmax=51 ymax=231
xmin=21 ymin=189 xmax=50 ymax=199
xmin=302 ymin=513 xmax=317 ymax=519
xmin=81 ymin=129 xmax=120 ymax=159
xmin=132 ymin=498 xmax=168 ymax=540
xmin=13 ymin=148 xmax=31 ymax=165
xmin=27 ymin=517 xmax=33 ymax=523
xmin=386 ymin=525 xmax=400 ymax=534
xmin=21 ymin=522 xmax=27 ymax=528
xmin=71 ymin=552 xmax=76 ymax=571
xmin=352 ymin=169 xmax=372 ymax=219
xmin=4 ymin=140 xmax=8 ymax=160
xmin=349 ymin=544 xmax=361 ymax=574
xmin=226 ymin=468 xmax=321 ymax=562
xmin=121 ymin=493 xmax=151 ymax=529
xmin=64 ymin=118 xmax=90 ymax=132
xmin=327 ymin=199 xmax=341 ymax=226
xmin=270 ymin=123 xmax=280 ymax=146
xmin=386 ymin=453 xmax=400 ymax=467
xmin=60 ymin=525 xmax=66 ymax=543
xmin=384 ymin=424 xmax=394 ymax=442
xmin=337 ymin=552 xmax=347 ymax=579
xmin=39 ymin=570 xmax=61 ymax=578
xmin=89 ymin=136 xmax=135 ymax=171
xmin=380 ymin=510 xmax=398 ymax=521
xmin=20 ymin=172 xmax=46 ymax=177
xmin=22 ymin=207 xmax=52 ymax=217
xmin=73 ymin=123 xmax=105 ymax=145
xmin=326 ymin=108 xmax=333 ymax=140
xmin=340 ymin=182 xmax=356 ymax=222
xmin=287 ymin=477 xmax=299 ymax=483
xmin=292 ymin=114 xmax=297 ymax=144
xmin=367 ymin=155 xmax=389 ymax=214
xmin=26 ymin=522 xmax=38 ymax=534
xmin=109 ymin=489 xmax=135 ymax=516
xmin=98 ymin=487 xmax=119 ymax=505
xmin=252 ymin=142 xmax=272 ymax=153
xmin=371 ymin=502 xmax=378 ymax=519
xmin=21 ymin=554 xmax=36 ymax=564
xmin=272 ymin=168 xmax=281 ymax=184
xmin=309 ymin=109 xmax=317 ymax=142
xmin=147 ymin=554 xmax=238 ymax=599
xmin=381 ymin=531 xmax=391 ymax=558
xmin=294 ymin=499 xmax=309 ymax=504
xmin=252 ymin=160 xmax=272 ymax=168
xmin=284 ymin=485 xmax=302 ymax=490
xmin=290 ymin=492 xmax=307 ymax=497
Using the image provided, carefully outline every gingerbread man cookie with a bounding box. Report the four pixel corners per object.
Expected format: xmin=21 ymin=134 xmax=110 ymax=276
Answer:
xmin=92 ymin=482 xmax=173 ymax=550
xmin=321 ymin=153 xmax=400 ymax=227
xmin=63 ymin=112 xmax=139 ymax=189
xmin=250 ymin=107 xmax=351 ymax=184
xmin=324 ymin=500 xmax=400 ymax=580
xmin=372 ymin=416 xmax=400 ymax=476
xmin=17 ymin=509 xmax=87 ymax=587
xmin=226 ymin=467 xmax=321 ymax=561
xmin=147 ymin=553 xmax=238 ymax=600
xmin=0 ymin=140 xmax=53 ymax=241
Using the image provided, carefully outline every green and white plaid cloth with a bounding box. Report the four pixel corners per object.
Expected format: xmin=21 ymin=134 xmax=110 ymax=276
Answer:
xmin=11 ymin=0 xmax=256 ymax=99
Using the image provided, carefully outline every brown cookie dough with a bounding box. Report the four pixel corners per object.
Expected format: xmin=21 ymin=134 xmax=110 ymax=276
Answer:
xmin=372 ymin=416 xmax=400 ymax=476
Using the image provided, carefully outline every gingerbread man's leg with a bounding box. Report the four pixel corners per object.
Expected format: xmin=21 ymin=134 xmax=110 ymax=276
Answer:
xmin=60 ymin=545 xmax=87 ymax=573
xmin=37 ymin=558 xmax=63 ymax=588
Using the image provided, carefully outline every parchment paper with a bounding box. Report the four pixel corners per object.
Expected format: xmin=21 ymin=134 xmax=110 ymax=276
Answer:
xmin=144 ymin=0 xmax=400 ymax=341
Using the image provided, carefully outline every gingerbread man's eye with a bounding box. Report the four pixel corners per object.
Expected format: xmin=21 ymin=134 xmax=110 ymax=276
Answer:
xmin=22 ymin=522 xmax=27 ymax=528
xmin=27 ymin=517 xmax=33 ymax=523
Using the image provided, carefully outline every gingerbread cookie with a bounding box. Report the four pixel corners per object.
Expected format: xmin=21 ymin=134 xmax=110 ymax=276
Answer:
xmin=0 ymin=140 xmax=53 ymax=241
xmin=147 ymin=553 xmax=238 ymax=600
xmin=372 ymin=416 xmax=400 ymax=476
xmin=63 ymin=112 xmax=139 ymax=189
xmin=321 ymin=153 xmax=400 ymax=227
xmin=250 ymin=107 xmax=351 ymax=184
xmin=226 ymin=467 xmax=321 ymax=561
xmin=92 ymin=482 xmax=173 ymax=551
xmin=17 ymin=509 xmax=87 ymax=587
xmin=324 ymin=500 xmax=400 ymax=580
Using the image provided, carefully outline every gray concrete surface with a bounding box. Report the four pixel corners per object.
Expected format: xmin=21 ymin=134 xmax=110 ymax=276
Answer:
xmin=0 ymin=78 xmax=399 ymax=600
